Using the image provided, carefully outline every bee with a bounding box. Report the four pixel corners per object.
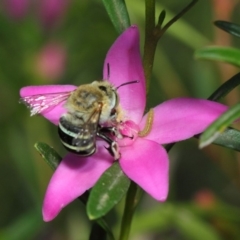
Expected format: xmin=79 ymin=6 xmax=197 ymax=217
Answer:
xmin=20 ymin=80 xmax=137 ymax=160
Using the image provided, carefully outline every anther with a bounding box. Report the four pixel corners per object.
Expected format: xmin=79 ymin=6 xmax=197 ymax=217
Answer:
xmin=138 ymin=108 xmax=154 ymax=137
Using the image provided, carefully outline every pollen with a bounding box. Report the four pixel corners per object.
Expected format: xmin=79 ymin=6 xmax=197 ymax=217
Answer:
xmin=138 ymin=108 xmax=154 ymax=137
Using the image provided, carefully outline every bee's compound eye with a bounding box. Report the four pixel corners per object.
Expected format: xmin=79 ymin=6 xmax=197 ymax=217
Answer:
xmin=98 ymin=85 xmax=107 ymax=92
xmin=110 ymin=108 xmax=116 ymax=116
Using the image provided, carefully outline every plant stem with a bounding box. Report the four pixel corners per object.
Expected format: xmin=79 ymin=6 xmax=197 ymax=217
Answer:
xmin=160 ymin=0 xmax=198 ymax=37
xmin=119 ymin=181 xmax=142 ymax=240
xmin=143 ymin=0 xmax=156 ymax=93
xmin=143 ymin=0 xmax=198 ymax=93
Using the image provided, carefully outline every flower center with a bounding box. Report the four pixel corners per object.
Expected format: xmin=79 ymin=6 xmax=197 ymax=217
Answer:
xmin=113 ymin=109 xmax=154 ymax=147
xmin=138 ymin=108 xmax=154 ymax=137
xmin=115 ymin=120 xmax=139 ymax=147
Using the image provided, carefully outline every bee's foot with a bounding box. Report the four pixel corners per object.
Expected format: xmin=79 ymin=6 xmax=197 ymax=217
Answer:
xmin=105 ymin=142 xmax=120 ymax=160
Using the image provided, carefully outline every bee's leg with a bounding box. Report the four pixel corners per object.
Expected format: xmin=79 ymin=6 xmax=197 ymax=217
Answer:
xmin=97 ymin=132 xmax=120 ymax=160
xmin=98 ymin=125 xmax=129 ymax=139
xmin=108 ymin=141 xmax=120 ymax=161
xmin=98 ymin=126 xmax=119 ymax=136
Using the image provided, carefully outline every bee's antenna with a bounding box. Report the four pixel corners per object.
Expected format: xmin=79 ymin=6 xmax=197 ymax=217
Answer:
xmin=107 ymin=62 xmax=139 ymax=89
xmin=107 ymin=63 xmax=110 ymax=80
xmin=116 ymin=80 xmax=139 ymax=90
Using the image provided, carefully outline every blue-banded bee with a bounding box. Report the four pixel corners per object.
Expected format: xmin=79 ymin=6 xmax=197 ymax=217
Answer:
xmin=20 ymin=80 xmax=137 ymax=160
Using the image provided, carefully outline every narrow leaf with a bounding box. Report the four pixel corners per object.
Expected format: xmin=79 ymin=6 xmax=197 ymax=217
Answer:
xmin=194 ymin=128 xmax=240 ymax=152
xmin=102 ymin=0 xmax=130 ymax=33
xmin=214 ymin=21 xmax=240 ymax=38
xmin=195 ymin=46 xmax=240 ymax=67
xmin=208 ymin=72 xmax=240 ymax=101
xmin=210 ymin=128 xmax=240 ymax=152
xmin=205 ymin=72 xmax=240 ymax=151
xmin=201 ymin=120 xmax=240 ymax=150
xmin=200 ymin=104 xmax=240 ymax=148
xmin=87 ymin=162 xmax=130 ymax=219
xmin=157 ymin=10 xmax=166 ymax=28
xmin=34 ymin=142 xmax=61 ymax=170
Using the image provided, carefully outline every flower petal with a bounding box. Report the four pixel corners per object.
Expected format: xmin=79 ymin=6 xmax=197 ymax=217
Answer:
xmin=120 ymin=138 xmax=169 ymax=201
xmin=42 ymin=143 xmax=113 ymax=222
xmin=103 ymin=25 xmax=146 ymax=123
xmin=140 ymin=98 xmax=228 ymax=144
xmin=20 ymin=85 xmax=76 ymax=125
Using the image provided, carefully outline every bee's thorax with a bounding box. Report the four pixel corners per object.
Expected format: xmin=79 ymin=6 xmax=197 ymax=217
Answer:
xmin=64 ymin=81 xmax=121 ymax=124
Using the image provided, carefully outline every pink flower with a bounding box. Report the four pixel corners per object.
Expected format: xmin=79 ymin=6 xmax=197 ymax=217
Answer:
xmin=20 ymin=26 xmax=228 ymax=222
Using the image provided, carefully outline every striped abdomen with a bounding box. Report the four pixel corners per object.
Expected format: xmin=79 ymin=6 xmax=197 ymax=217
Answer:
xmin=58 ymin=116 xmax=96 ymax=156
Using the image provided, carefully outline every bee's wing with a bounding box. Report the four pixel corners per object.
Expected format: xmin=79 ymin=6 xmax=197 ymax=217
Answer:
xmin=72 ymin=105 xmax=102 ymax=147
xmin=20 ymin=91 xmax=72 ymax=116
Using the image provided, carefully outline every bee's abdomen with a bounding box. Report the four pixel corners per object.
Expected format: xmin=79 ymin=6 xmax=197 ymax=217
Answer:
xmin=58 ymin=117 xmax=96 ymax=156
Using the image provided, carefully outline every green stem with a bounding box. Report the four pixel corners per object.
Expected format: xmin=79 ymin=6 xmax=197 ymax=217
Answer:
xmin=160 ymin=0 xmax=198 ymax=38
xmin=143 ymin=0 xmax=156 ymax=93
xmin=119 ymin=181 xmax=142 ymax=240
xmin=143 ymin=0 xmax=198 ymax=93
xmin=145 ymin=0 xmax=156 ymax=33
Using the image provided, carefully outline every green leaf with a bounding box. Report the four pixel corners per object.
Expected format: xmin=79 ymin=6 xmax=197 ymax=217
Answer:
xmin=201 ymin=71 xmax=240 ymax=151
xmin=195 ymin=127 xmax=240 ymax=157
xmin=200 ymin=104 xmax=240 ymax=148
xmin=207 ymin=128 xmax=240 ymax=152
xmin=102 ymin=0 xmax=130 ymax=33
xmin=157 ymin=10 xmax=166 ymax=28
xmin=214 ymin=21 xmax=240 ymax=38
xmin=195 ymin=46 xmax=240 ymax=67
xmin=200 ymin=111 xmax=240 ymax=149
xmin=208 ymin=72 xmax=240 ymax=101
xmin=34 ymin=142 xmax=61 ymax=171
xmin=87 ymin=162 xmax=130 ymax=219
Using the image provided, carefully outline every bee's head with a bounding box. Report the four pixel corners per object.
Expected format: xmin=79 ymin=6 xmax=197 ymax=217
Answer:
xmin=92 ymin=81 xmax=119 ymax=109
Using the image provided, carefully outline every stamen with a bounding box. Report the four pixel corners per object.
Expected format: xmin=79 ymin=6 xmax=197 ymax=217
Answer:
xmin=138 ymin=108 xmax=154 ymax=137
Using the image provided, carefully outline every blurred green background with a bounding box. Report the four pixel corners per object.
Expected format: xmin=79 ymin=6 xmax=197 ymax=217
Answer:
xmin=1 ymin=0 xmax=240 ymax=239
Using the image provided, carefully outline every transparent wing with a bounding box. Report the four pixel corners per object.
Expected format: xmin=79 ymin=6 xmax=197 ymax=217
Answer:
xmin=72 ymin=124 xmax=97 ymax=148
xmin=20 ymin=91 xmax=72 ymax=116
xmin=72 ymin=105 xmax=102 ymax=147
